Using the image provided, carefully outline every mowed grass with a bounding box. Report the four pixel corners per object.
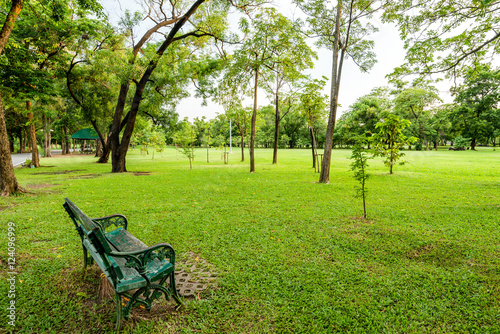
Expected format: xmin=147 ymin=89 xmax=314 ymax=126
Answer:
xmin=1 ymin=147 xmax=499 ymax=333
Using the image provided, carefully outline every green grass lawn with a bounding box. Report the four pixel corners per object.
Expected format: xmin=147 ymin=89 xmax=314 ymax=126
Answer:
xmin=1 ymin=147 xmax=499 ymax=333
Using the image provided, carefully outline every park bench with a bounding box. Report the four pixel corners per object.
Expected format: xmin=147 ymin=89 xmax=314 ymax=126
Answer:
xmin=63 ymin=198 xmax=182 ymax=330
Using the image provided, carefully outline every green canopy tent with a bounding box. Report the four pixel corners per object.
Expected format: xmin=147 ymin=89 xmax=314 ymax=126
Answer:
xmin=71 ymin=128 xmax=99 ymax=154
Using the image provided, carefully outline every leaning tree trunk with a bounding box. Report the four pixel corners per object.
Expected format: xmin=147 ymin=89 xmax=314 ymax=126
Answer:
xmin=27 ymin=101 xmax=40 ymax=167
xmin=90 ymin=119 xmax=110 ymax=163
xmin=250 ymin=69 xmax=259 ymax=173
xmin=0 ymin=92 xmax=21 ymax=196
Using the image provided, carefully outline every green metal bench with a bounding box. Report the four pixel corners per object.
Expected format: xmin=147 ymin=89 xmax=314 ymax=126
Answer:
xmin=63 ymin=198 xmax=182 ymax=330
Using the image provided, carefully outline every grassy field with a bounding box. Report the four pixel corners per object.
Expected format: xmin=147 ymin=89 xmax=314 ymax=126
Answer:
xmin=1 ymin=147 xmax=499 ymax=333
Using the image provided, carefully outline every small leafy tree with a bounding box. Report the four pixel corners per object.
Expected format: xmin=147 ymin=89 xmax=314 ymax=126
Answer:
xmin=150 ymin=129 xmax=166 ymax=159
xmin=173 ymin=121 xmax=197 ymax=170
xmin=349 ymin=137 xmax=372 ymax=219
xmin=372 ymin=114 xmax=417 ymax=174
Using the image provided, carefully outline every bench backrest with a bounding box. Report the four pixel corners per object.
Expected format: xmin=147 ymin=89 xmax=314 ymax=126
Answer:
xmin=63 ymin=198 xmax=112 ymax=254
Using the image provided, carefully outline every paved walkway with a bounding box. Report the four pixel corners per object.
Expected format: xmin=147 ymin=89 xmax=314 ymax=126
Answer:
xmin=11 ymin=153 xmax=32 ymax=167
xmin=10 ymin=150 xmax=67 ymax=167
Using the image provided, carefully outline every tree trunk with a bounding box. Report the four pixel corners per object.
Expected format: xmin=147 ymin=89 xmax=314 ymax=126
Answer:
xmin=23 ymin=129 xmax=27 ymax=152
xmin=42 ymin=114 xmax=52 ymax=157
xmin=62 ymin=127 xmax=70 ymax=155
xmin=272 ymin=81 xmax=280 ymax=164
xmin=61 ymin=128 xmax=66 ymax=155
xmin=27 ymin=101 xmax=40 ymax=167
xmin=240 ymin=132 xmax=245 ymax=162
xmin=250 ymin=69 xmax=259 ymax=173
xmin=0 ymin=0 xmax=23 ymax=55
xmin=90 ymin=119 xmax=110 ymax=163
xmin=95 ymin=139 xmax=102 ymax=157
xmin=0 ymin=92 xmax=21 ymax=196
xmin=42 ymin=113 xmax=47 ymax=156
xmin=420 ymin=122 xmax=429 ymax=150
xmin=0 ymin=0 xmax=24 ymax=195
xmin=310 ymin=126 xmax=317 ymax=168
xmin=471 ymin=137 xmax=476 ymax=150
xmin=435 ymin=128 xmax=440 ymax=151
xmin=319 ymin=3 xmax=343 ymax=183
xmin=8 ymin=129 xmax=14 ymax=153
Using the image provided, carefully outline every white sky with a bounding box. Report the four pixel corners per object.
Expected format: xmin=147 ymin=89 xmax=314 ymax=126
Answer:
xmin=101 ymin=0 xmax=456 ymax=122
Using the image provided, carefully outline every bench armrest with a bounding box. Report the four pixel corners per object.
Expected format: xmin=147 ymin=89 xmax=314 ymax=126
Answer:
xmin=92 ymin=214 xmax=128 ymax=231
xmin=109 ymin=243 xmax=175 ymax=276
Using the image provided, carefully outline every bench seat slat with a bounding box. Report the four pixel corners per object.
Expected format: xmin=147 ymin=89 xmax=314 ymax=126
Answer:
xmin=106 ymin=228 xmax=148 ymax=252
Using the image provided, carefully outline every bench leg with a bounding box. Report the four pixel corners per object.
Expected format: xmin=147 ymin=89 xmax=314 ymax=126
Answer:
xmin=81 ymin=246 xmax=94 ymax=270
xmin=82 ymin=246 xmax=89 ymax=270
xmin=115 ymin=293 xmax=123 ymax=332
xmin=170 ymin=272 xmax=183 ymax=309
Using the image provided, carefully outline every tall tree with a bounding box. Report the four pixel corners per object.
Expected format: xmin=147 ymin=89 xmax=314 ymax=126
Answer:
xmin=451 ymin=65 xmax=500 ymax=150
xmin=429 ymin=104 xmax=453 ymax=150
xmin=394 ymin=87 xmax=440 ymax=151
xmin=295 ymin=0 xmax=384 ymax=183
xmin=0 ymin=0 xmax=23 ymax=196
xmin=299 ymin=77 xmax=328 ymax=168
xmin=256 ymin=11 xmax=316 ymax=164
xmin=221 ymin=7 xmax=297 ymax=172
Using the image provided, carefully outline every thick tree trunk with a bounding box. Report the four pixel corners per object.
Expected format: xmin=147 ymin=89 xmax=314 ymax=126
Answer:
xmin=471 ymin=137 xmax=476 ymax=150
xmin=0 ymin=92 xmax=20 ymax=196
xmin=250 ymin=70 xmax=259 ymax=173
xmin=27 ymin=101 xmax=40 ymax=167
